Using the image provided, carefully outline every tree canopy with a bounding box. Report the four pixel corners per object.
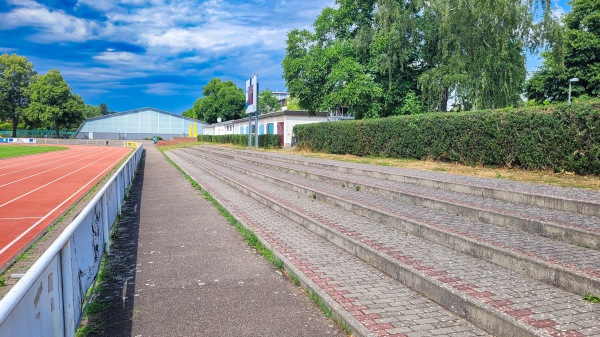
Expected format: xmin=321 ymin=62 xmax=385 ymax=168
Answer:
xmin=526 ymin=0 xmax=600 ymax=103
xmin=283 ymin=0 xmax=561 ymax=118
xmin=27 ymin=69 xmax=85 ymax=137
xmin=0 ymin=53 xmax=36 ymax=136
xmin=184 ymin=78 xmax=245 ymax=123
xmin=258 ymin=89 xmax=282 ymax=114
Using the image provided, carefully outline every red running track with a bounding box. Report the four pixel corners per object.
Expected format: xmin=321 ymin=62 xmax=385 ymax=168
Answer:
xmin=0 ymin=145 xmax=132 ymax=268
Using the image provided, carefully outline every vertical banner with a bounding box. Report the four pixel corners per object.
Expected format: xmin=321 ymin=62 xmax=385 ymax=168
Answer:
xmin=246 ymin=75 xmax=258 ymax=114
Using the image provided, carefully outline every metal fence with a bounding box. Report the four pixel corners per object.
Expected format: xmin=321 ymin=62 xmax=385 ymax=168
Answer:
xmin=0 ymin=144 xmax=144 ymax=337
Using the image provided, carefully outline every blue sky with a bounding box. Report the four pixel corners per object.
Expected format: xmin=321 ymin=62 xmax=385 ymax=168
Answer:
xmin=0 ymin=0 xmax=571 ymax=114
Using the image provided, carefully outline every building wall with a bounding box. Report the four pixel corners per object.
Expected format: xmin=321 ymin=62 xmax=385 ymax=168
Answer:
xmin=76 ymin=108 xmax=204 ymax=140
xmin=202 ymin=111 xmax=328 ymax=147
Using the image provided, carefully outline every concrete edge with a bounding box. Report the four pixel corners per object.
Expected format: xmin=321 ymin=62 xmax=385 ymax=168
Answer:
xmin=187 ymin=148 xmax=600 ymax=296
xmin=206 ymin=145 xmax=600 ymax=217
xmin=163 ymin=151 xmax=368 ymax=337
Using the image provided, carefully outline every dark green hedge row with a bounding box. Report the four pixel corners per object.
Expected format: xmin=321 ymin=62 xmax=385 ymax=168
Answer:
xmin=198 ymin=134 xmax=280 ymax=149
xmin=294 ymin=101 xmax=600 ymax=174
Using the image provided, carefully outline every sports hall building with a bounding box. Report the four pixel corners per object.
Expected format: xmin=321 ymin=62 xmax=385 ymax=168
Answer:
xmin=75 ymin=107 xmax=205 ymax=140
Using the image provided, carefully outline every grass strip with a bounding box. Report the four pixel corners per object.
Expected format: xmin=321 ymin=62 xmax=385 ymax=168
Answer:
xmin=0 ymin=145 xmax=66 ymax=158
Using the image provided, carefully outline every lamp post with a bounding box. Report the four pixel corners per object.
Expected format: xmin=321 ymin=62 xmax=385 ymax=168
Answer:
xmin=568 ymin=78 xmax=579 ymax=104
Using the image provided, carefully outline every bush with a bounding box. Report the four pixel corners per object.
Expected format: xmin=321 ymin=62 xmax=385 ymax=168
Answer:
xmin=294 ymin=101 xmax=600 ymax=175
xmin=198 ymin=134 xmax=280 ymax=149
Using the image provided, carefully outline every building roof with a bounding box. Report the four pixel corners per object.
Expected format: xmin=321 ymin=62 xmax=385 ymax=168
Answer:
xmin=206 ymin=110 xmax=328 ymax=127
xmin=82 ymin=107 xmax=206 ymax=124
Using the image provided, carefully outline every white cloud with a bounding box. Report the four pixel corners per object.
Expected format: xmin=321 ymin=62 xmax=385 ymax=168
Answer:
xmin=145 ymin=82 xmax=187 ymax=95
xmin=0 ymin=1 xmax=103 ymax=42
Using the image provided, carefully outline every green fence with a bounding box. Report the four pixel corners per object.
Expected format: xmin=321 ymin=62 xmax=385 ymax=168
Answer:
xmin=0 ymin=130 xmax=76 ymax=138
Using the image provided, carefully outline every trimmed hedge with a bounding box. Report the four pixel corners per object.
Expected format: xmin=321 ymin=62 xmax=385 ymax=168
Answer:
xmin=198 ymin=134 xmax=280 ymax=149
xmin=294 ymin=101 xmax=600 ymax=175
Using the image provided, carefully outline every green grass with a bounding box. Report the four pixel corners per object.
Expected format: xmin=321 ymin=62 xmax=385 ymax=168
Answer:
xmin=584 ymin=293 xmax=600 ymax=303
xmin=0 ymin=275 xmax=5 ymax=287
xmin=0 ymin=145 xmax=66 ymax=159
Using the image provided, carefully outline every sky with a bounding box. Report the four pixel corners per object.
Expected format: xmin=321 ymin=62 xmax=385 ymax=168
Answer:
xmin=0 ymin=0 xmax=571 ymax=114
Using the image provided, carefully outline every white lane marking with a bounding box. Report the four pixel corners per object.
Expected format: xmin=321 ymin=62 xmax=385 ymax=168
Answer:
xmin=0 ymin=148 xmax=113 ymax=187
xmin=0 ymin=150 xmax=129 ymax=255
xmin=0 ymin=149 xmax=127 ymax=208
xmin=0 ymin=147 xmax=105 ymax=177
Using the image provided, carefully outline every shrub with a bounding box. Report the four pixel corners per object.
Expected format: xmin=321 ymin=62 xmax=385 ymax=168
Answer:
xmin=198 ymin=134 xmax=280 ymax=149
xmin=294 ymin=101 xmax=600 ymax=174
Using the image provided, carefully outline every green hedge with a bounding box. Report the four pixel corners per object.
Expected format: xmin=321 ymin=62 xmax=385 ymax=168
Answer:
xmin=294 ymin=101 xmax=600 ymax=175
xmin=198 ymin=134 xmax=280 ymax=149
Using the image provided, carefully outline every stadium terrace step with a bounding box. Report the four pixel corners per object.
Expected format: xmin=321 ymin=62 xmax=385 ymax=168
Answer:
xmin=202 ymin=145 xmax=600 ymax=218
xmin=178 ymin=147 xmax=600 ymax=297
xmin=196 ymin=146 xmax=600 ymax=251
xmin=166 ymin=146 xmax=600 ymax=337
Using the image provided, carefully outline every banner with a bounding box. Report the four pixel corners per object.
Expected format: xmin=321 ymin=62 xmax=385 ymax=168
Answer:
xmin=0 ymin=138 xmax=36 ymax=143
xmin=245 ymin=75 xmax=258 ymax=114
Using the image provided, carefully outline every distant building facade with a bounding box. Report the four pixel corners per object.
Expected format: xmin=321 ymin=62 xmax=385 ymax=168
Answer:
xmin=203 ymin=110 xmax=329 ymax=147
xmin=75 ymin=107 xmax=205 ymax=140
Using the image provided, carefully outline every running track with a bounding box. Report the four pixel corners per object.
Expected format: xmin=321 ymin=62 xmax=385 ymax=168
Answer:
xmin=0 ymin=145 xmax=132 ymax=268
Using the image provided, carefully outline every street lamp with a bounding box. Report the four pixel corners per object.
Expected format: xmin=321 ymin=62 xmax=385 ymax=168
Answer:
xmin=118 ymin=128 xmax=120 ymax=140
xmin=568 ymin=78 xmax=579 ymax=104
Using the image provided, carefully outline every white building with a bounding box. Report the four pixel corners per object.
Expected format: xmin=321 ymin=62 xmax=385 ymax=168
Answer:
xmin=203 ymin=110 xmax=329 ymax=147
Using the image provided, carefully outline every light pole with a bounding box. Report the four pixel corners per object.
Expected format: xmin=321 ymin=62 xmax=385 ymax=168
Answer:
xmin=118 ymin=128 xmax=120 ymax=140
xmin=568 ymin=78 xmax=579 ymax=104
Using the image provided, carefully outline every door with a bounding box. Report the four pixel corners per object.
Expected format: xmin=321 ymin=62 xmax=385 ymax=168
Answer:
xmin=277 ymin=122 xmax=284 ymax=147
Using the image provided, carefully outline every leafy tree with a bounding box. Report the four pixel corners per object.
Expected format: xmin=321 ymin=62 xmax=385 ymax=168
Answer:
xmin=27 ymin=70 xmax=85 ymax=137
xmin=185 ymin=78 xmax=245 ymax=123
xmin=99 ymin=103 xmax=110 ymax=115
xmin=419 ymin=0 xmax=560 ymax=111
xmin=258 ymin=89 xmax=282 ymax=114
xmin=0 ymin=53 xmax=36 ymax=137
xmin=526 ymin=0 xmax=600 ymax=103
xmin=285 ymin=96 xmax=302 ymax=110
xmin=83 ymin=104 xmax=102 ymax=119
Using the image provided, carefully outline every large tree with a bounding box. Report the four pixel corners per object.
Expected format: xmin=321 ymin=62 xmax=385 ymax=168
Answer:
xmin=258 ymin=89 xmax=282 ymax=114
xmin=418 ymin=0 xmax=560 ymax=111
xmin=283 ymin=0 xmax=561 ymax=116
xmin=526 ymin=0 xmax=600 ymax=103
xmin=184 ymin=78 xmax=245 ymax=123
xmin=27 ymin=70 xmax=85 ymax=137
xmin=0 ymin=53 xmax=36 ymax=137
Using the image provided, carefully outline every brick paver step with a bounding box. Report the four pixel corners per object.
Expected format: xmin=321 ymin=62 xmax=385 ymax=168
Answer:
xmin=203 ymin=145 xmax=600 ymax=217
xmin=182 ymin=147 xmax=600 ymax=297
xmin=193 ymin=146 xmax=600 ymax=250
xmin=166 ymin=151 xmax=493 ymax=337
xmin=169 ymin=148 xmax=600 ymax=337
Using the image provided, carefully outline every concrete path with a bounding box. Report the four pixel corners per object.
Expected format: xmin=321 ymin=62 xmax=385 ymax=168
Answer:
xmin=89 ymin=146 xmax=344 ymax=337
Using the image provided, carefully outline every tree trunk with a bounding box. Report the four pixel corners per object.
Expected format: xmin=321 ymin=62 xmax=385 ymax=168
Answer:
xmin=55 ymin=119 xmax=60 ymax=138
xmin=439 ymin=87 xmax=449 ymax=112
xmin=11 ymin=115 xmax=18 ymax=137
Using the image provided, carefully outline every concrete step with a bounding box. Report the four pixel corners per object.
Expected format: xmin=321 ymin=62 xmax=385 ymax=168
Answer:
xmin=168 ymin=148 xmax=600 ymax=337
xmin=203 ymin=145 xmax=600 ymax=217
xmin=182 ymin=147 xmax=600 ymax=297
xmin=196 ymin=146 xmax=600 ymax=250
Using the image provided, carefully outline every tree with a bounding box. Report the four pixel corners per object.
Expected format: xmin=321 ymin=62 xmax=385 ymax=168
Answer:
xmin=83 ymin=104 xmax=102 ymax=119
xmin=0 ymin=53 xmax=36 ymax=137
xmin=418 ymin=0 xmax=560 ymax=111
xmin=526 ymin=0 xmax=600 ymax=103
xmin=99 ymin=103 xmax=110 ymax=115
xmin=27 ymin=70 xmax=84 ymax=137
xmin=185 ymin=78 xmax=245 ymax=123
xmin=258 ymin=89 xmax=282 ymax=114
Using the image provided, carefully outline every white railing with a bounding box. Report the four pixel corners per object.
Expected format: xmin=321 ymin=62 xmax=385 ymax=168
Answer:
xmin=0 ymin=144 xmax=143 ymax=337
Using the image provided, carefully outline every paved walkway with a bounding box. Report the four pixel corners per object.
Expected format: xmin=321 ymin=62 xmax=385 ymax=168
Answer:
xmin=89 ymin=146 xmax=344 ymax=336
